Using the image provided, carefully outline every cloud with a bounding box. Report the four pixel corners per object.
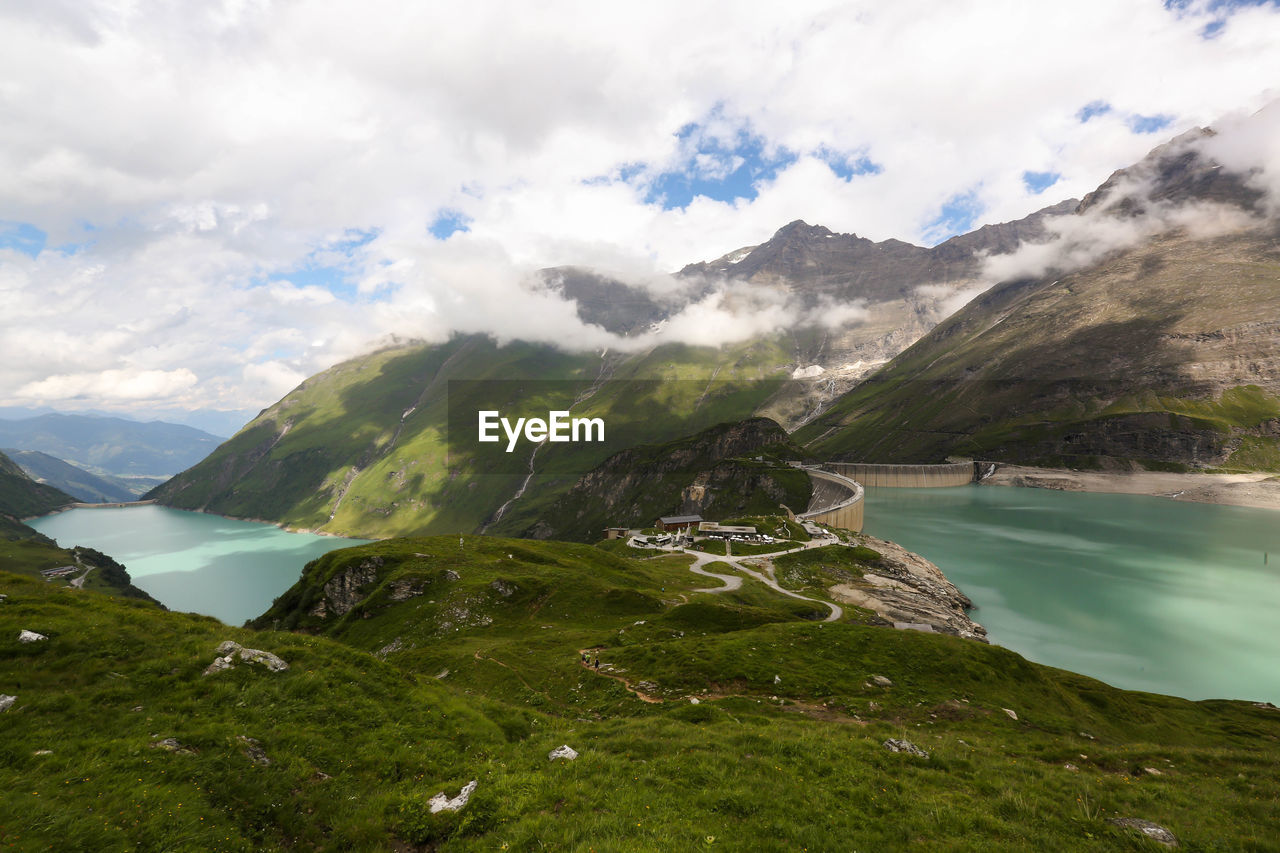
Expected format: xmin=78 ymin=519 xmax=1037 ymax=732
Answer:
xmin=18 ymin=368 xmax=197 ymax=402
xmin=1 ymin=0 xmax=1280 ymax=420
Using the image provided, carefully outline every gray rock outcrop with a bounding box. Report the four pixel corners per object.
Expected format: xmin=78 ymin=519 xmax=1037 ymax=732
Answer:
xmin=202 ymin=640 xmax=289 ymax=676
xmin=429 ymin=780 xmax=477 ymax=813
xmin=0 ymin=694 xmax=15 ymax=712
xmin=1107 ymin=817 xmax=1178 ymax=847
xmin=18 ymin=630 xmax=46 ymax=643
xmin=548 ymin=745 xmax=579 ymax=761
xmin=883 ymin=739 xmax=929 ymax=759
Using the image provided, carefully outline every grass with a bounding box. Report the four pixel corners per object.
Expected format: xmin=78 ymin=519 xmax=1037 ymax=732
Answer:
xmin=4 ymin=532 xmax=1280 ymax=850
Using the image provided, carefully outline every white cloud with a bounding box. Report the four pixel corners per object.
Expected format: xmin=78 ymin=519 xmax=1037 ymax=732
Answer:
xmin=1 ymin=0 xmax=1279 ymax=420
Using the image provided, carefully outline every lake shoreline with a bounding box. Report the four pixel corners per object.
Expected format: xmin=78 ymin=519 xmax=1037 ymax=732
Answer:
xmin=983 ymin=464 xmax=1280 ymax=511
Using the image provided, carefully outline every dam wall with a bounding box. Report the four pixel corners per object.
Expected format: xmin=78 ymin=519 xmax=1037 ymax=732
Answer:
xmin=826 ymin=462 xmax=976 ymax=488
xmin=799 ymin=468 xmax=864 ymax=532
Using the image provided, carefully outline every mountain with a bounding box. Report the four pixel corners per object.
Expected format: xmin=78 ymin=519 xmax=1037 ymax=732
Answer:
xmin=3 ymin=448 xmax=138 ymax=503
xmin=511 ymin=417 xmax=813 ymax=542
xmin=148 ymin=200 xmax=1085 ymax=538
xmin=0 ymin=449 xmax=75 ymax=520
xmin=148 ymin=335 xmax=813 ymax=539
xmin=800 ymin=125 xmax=1280 ymax=471
xmin=0 ymin=413 xmax=224 ymax=478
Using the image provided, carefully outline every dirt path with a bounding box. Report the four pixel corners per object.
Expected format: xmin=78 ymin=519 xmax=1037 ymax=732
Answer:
xmin=577 ymin=649 xmax=664 ymax=703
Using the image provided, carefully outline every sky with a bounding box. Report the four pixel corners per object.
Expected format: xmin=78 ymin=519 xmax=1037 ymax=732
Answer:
xmin=1 ymin=0 xmax=1279 ymax=434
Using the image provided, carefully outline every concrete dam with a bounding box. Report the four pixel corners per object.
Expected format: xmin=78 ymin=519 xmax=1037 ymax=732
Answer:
xmin=799 ymin=467 xmax=865 ymax=532
xmin=797 ymin=462 xmax=983 ymax=533
xmin=826 ymin=461 xmax=977 ymax=488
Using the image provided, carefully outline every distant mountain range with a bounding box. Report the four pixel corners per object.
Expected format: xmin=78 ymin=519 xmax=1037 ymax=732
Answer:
xmin=0 ymin=413 xmax=223 ymax=478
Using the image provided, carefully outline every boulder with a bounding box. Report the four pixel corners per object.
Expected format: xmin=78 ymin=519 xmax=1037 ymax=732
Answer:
xmin=151 ymin=737 xmax=197 ymax=755
xmin=548 ymin=745 xmax=579 ymax=761
xmin=429 ymin=780 xmax=476 ymax=814
xmin=1003 ymin=708 xmax=1018 ymax=721
xmin=0 ymin=694 xmax=15 ymax=712
xmin=883 ymin=738 xmax=929 ymax=759
xmin=237 ymin=736 xmax=271 ymax=766
xmin=18 ymin=630 xmax=46 ymax=643
xmin=202 ymin=640 xmax=289 ymax=676
xmin=871 ymin=675 xmax=892 ymax=687
xmin=1107 ymin=818 xmax=1178 ymax=847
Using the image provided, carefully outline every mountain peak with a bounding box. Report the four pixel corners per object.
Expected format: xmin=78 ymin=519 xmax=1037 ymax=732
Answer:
xmin=772 ymin=220 xmax=836 ymax=241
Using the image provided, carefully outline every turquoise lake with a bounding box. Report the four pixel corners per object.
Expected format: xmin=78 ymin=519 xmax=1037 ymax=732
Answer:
xmin=30 ymin=505 xmax=369 ymax=626
xmin=863 ymin=485 xmax=1280 ymax=704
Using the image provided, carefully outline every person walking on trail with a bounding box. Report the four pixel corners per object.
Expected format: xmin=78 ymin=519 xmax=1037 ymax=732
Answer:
xmin=593 ymin=657 xmax=600 ymax=670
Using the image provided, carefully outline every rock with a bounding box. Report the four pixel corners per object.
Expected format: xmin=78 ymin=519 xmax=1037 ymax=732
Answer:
xmin=1144 ymin=767 xmax=1163 ymax=776
xmin=203 ymin=641 xmax=289 ymax=676
xmin=871 ymin=675 xmax=893 ymax=687
xmin=429 ymin=780 xmax=476 ymax=814
xmin=0 ymin=694 xmax=15 ymax=712
xmin=1003 ymin=708 xmax=1018 ymax=720
xmin=131 ymin=705 xmax=144 ymax=712
xmin=689 ymin=697 xmax=700 ymax=704
xmin=443 ymin=569 xmax=460 ymax=581
xmin=1107 ymin=818 xmax=1178 ymax=847
xmin=33 ymin=749 xmax=52 ymax=755
xmin=868 ymin=701 xmax=881 ymax=712
xmin=321 ymin=557 xmax=383 ymax=616
xmin=389 ymin=579 xmax=425 ymax=601
xmin=375 ymin=637 xmax=405 ymax=659
xmin=883 ymin=738 xmax=929 ymax=759
xmin=489 ymin=580 xmax=516 ymax=597
xmin=0 ymin=593 xmax=8 ymax=602
xmin=1064 ymin=763 xmax=1079 ymax=771
xmin=548 ymin=745 xmax=579 ymax=761
xmin=18 ymin=630 xmax=46 ymax=643
xmin=773 ymin=674 xmax=782 ymax=685
xmin=151 ymin=737 xmax=197 ymax=755
xmin=237 ymin=736 xmax=271 ymax=766
xmin=202 ymin=654 xmax=235 ymax=676
xmin=1079 ymin=731 xmax=1096 ymax=740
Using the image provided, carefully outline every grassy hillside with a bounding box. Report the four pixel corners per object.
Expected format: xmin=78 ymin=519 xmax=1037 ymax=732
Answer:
xmin=800 ymin=228 xmax=1280 ymax=471
xmin=3 ymin=448 xmax=138 ymax=503
xmin=0 ymin=450 xmax=75 ymax=520
xmin=149 ymin=334 xmax=800 ymax=539
xmin=498 ymin=417 xmax=814 ymax=541
xmin=124 ymin=535 xmax=1274 ymax=845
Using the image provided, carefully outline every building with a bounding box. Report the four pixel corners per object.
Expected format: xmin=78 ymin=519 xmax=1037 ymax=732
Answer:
xmin=602 ymin=527 xmax=630 ymax=540
xmin=697 ymin=522 xmax=758 ymax=538
xmin=655 ymin=514 xmax=702 ymax=531
xmin=40 ymin=565 xmax=78 ymax=580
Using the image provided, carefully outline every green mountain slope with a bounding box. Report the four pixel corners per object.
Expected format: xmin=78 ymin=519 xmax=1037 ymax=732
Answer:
xmin=800 ymin=227 xmax=1280 ymax=469
xmin=503 ymin=416 xmax=813 ymax=541
xmin=800 ymin=130 xmax=1280 ymax=470
xmin=0 ymin=450 xmax=75 ymax=520
xmin=212 ymin=534 xmax=1280 ymax=849
xmin=149 ymin=334 xmax=801 ymax=538
xmin=3 ymin=448 xmax=137 ymax=503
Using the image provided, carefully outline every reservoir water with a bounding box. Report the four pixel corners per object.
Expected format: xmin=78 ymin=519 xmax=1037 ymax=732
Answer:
xmin=30 ymin=505 xmax=369 ymax=626
xmin=864 ymin=485 xmax=1280 ymax=704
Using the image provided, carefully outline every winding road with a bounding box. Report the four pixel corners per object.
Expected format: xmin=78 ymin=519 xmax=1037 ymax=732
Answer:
xmin=651 ymin=537 xmax=844 ymax=622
